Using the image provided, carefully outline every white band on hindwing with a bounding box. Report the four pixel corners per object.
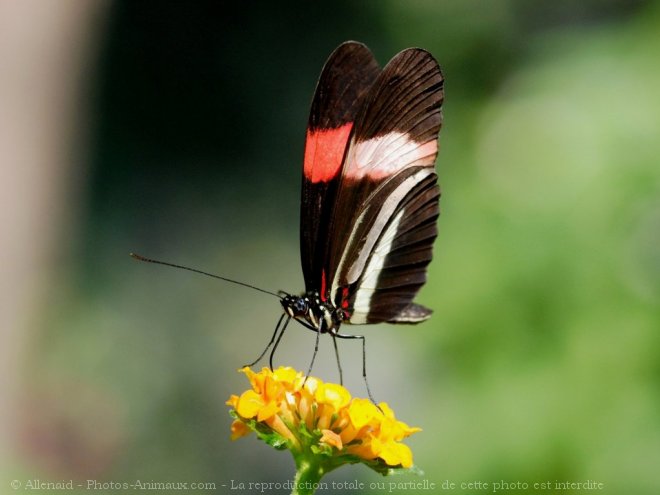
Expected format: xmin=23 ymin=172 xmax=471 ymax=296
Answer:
xmin=350 ymin=207 xmax=405 ymax=324
xmin=329 ymin=168 xmax=432 ymax=312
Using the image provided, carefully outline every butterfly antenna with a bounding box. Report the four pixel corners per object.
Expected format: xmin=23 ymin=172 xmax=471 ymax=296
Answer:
xmin=130 ymin=253 xmax=282 ymax=299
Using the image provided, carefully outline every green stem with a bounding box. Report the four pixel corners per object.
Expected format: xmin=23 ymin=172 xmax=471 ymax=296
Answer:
xmin=291 ymin=456 xmax=326 ymax=495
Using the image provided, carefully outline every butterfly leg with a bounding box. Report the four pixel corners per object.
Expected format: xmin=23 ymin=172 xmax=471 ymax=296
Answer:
xmin=303 ymin=319 xmax=324 ymax=383
xmin=330 ymin=333 xmax=344 ymax=385
xmin=269 ymin=315 xmax=292 ymax=370
xmin=331 ymin=334 xmax=343 ymax=385
xmin=243 ymin=313 xmax=286 ymax=368
xmin=335 ymin=331 xmax=377 ymax=404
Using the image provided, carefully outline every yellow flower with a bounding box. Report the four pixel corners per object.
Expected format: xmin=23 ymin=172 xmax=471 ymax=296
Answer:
xmin=226 ymin=366 xmax=421 ymax=470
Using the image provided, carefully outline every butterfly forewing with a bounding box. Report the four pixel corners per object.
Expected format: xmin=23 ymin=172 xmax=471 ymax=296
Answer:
xmin=318 ymin=48 xmax=444 ymax=324
xmin=300 ymin=42 xmax=380 ymax=295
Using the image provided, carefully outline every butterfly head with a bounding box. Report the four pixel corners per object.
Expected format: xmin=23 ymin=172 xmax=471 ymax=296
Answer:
xmin=281 ymin=294 xmax=310 ymax=318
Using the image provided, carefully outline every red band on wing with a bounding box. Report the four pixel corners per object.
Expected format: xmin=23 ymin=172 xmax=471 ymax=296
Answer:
xmin=341 ymin=286 xmax=349 ymax=309
xmin=303 ymin=123 xmax=353 ymax=183
xmin=320 ymin=269 xmax=327 ymax=301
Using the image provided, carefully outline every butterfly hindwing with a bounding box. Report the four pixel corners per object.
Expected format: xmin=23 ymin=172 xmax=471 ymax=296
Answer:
xmin=349 ymin=172 xmax=440 ymax=323
xmin=300 ymin=42 xmax=380 ymax=295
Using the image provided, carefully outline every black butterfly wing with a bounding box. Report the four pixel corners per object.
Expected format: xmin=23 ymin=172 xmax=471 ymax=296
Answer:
xmin=321 ymin=48 xmax=445 ymax=324
xmin=300 ymin=42 xmax=380 ymax=295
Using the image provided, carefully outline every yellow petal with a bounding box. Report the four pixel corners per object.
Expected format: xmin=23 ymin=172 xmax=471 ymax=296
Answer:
xmin=316 ymin=404 xmax=332 ymax=430
xmin=230 ymin=420 xmax=251 ymax=440
xmin=279 ymin=392 xmax=297 ymax=425
xmin=240 ymin=367 xmax=261 ymax=393
xmin=378 ymin=402 xmax=395 ymax=420
xmin=273 ymin=366 xmax=299 ymax=385
xmin=302 ymin=376 xmax=322 ymax=395
xmin=263 ymin=375 xmax=286 ymax=403
xmin=347 ymin=436 xmax=381 ymax=460
xmin=379 ymin=441 xmax=413 ymax=468
xmin=320 ymin=429 xmax=343 ymax=450
xmin=378 ymin=416 xmax=398 ymax=441
xmin=297 ymin=390 xmax=316 ymax=430
xmin=348 ymin=398 xmax=379 ymax=428
xmin=315 ymin=383 xmax=351 ymax=410
xmin=380 ymin=416 xmax=422 ymax=441
xmin=236 ymin=389 xmax=264 ymax=418
xmin=226 ymin=394 xmax=239 ymax=408
xmin=397 ymin=421 xmax=422 ymax=439
xmin=257 ymin=400 xmax=280 ymax=422
xmin=338 ymin=421 xmax=359 ymax=445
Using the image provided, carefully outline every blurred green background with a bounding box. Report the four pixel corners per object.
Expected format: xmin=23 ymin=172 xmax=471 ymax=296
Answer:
xmin=3 ymin=1 xmax=660 ymax=493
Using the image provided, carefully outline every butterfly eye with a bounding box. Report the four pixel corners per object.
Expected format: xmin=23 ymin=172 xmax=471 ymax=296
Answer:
xmin=294 ymin=299 xmax=308 ymax=314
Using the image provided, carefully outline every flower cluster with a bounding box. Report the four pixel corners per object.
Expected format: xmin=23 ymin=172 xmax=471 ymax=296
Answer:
xmin=226 ymin=367 xmax=420 ymax=473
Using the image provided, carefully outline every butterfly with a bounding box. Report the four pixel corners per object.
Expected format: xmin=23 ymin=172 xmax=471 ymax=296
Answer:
xmin=132 ymin=41 xmax=444 ymax=399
